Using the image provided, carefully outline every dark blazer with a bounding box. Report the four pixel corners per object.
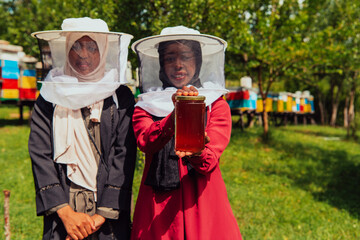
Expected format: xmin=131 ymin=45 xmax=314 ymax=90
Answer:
xmin=28 ymin=85 xmax=137 ymax=239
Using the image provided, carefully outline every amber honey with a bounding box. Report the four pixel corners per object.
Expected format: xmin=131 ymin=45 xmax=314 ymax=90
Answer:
xmin=175 ymin=95 xmax=206 ymax=152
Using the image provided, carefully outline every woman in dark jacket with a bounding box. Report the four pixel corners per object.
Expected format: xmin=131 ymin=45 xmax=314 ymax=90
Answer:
xmin=28 ymin=17 xmax=136 ymax=240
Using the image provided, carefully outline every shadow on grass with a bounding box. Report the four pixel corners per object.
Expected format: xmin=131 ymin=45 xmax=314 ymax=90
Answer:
xmin=0 ymin=104 xmax=32 ymax=127
xmin=0 ymin=118 xmax=29 ymax=127
xmin=266 ymin=136 xmax=360 ymax=219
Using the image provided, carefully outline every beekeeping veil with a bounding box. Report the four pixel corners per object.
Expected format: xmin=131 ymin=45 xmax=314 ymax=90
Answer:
xmin=131 ymin=25 xmax=228 ymax=117
xmin=32 ymin=17 xmax=133 ymax=109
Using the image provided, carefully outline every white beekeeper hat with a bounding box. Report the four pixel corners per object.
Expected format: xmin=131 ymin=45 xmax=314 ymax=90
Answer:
xmin=132 ymin=26 xmax=228 ymax=117
xmin=131 ymin=25 xmax=227 ymax=94
xmin=132 ymin=25 xmax=226 ymax=57
xmin=31 ymin=17 xmax=133 ymax=109
xmin=31 ymin=17 xmax=133 ymax=81
xmin=32 ymin=17 xmax=133 ymax=41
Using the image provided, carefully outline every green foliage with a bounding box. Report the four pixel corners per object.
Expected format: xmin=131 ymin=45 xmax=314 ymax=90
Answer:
xmin=0 ymin=0 xmax=360 ymax=128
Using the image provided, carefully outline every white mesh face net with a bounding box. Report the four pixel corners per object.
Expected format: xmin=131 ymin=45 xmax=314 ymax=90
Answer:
xmin=35 ymin=32 xmax=132 ymax=84
xmin=133 ymin=34 xmax=227 ymax=93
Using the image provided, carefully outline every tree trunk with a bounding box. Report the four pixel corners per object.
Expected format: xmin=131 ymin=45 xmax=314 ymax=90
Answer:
xmin=349 ymin=86 xmax=355 ymax=123
xmin=257 ymin=66 xmax=269 ymax=138
xmin=329 ymin=103 xmax=339 ymax=127
xmin=261 ymin=94 xmax=269 ymax=137
xmin=263 ymin=109 xmax=269 ymax=137
xmin=330 ymin=83 xmax=342 ymax=127
xmin=257 ymin=113 xmax=263 ymax=126
xmin=344 ymin=96 xmax=349 ymax=128
xmin=247 ymin=111 xmax=256 ymax=128
xmin=317 ymin=92 xmax=325 ymax=125
xmin=349 ymin=84 xmax=356 ymax=138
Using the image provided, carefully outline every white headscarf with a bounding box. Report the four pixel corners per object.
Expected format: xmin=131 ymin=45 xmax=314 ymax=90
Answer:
xmin=46 ymin=19 xmax=112 ymax=195
xmin=53 ymin=31 xmax=107 ymax=195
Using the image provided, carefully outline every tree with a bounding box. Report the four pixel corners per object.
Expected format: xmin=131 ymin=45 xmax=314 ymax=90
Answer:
xmin=235 ymin=0 xmax=307 ymax=137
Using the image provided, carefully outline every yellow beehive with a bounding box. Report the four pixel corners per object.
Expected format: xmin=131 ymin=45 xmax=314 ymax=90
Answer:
xmin=287 ymin=95 xmax=293 ymax=112
xmin=265 ymin=98 xmax=273 ymax=112
xmin=20 ymin=76 xmax=37 ymax=88
xmin=256 ymin=99 xmax=263 ymax=112
xmin=1 ymin=89 xmax=19 ymax=99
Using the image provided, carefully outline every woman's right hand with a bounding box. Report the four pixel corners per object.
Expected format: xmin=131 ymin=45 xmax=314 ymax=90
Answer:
xmin=171 ymin=85 xmax=198 ymax=103
xmin=171 ymin=85 xmax=199 ymax=122
xmin=57 ymin=205 xmax=95 ymax=240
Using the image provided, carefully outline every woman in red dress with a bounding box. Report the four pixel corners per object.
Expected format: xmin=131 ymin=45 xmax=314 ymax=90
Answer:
xmin=130 ymin=26 xmax=242 ymax=240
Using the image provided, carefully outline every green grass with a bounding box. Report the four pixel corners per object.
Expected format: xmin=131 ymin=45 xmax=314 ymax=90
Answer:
xmin=1 ymin=105 xmax=360 ymax=239
xmin=222 ymin=125 xmax=360 ymax=239
xmin=0 ymin=105 xmax=42 ymax=239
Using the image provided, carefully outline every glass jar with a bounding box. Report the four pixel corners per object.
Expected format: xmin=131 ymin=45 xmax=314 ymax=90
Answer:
xmin=174 ymin=95 xmax=206 ymax=153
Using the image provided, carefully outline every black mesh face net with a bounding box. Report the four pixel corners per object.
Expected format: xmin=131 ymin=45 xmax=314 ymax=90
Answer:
xmin=158 ymin=40 xmax=202 ymax=89
xmin=34 ymin=33 xmax=125 ymax=82
xmin=37 ymin=38 xmax=52 ymax=80
xmin=133 ymin=33 xmax=226 ymax=93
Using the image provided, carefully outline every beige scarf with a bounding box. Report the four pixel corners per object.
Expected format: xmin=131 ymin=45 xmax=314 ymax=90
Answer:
xmin=53 ymin=101 xmax=103 ymax=193
xmin=53 ymin=32 xmax=108 ymax=194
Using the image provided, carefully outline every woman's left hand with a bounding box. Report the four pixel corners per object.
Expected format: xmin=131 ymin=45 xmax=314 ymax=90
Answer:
xmin=90 ymin=214 xmax=105 ymax=232
xmin=65 ymin=214 xmax=105 ymax=239
xmin=175 ymin=132 xmax=210 ymax=158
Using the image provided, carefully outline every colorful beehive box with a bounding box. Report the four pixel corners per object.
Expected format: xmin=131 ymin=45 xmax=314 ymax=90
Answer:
xmin=20 ymin=70 xmax=37 ymax=88
xmin=249 ymin=91 xmax=257 ymax=110
xmin=1 ymin=60 xmax=20 ymax=100
xmin=256 ymin=94 xmax=273 ymax=113
xmin=1 ymin=89 xmax=19 ymax=100
xmin=279 ymin=92 xmax=289 ymax=112
xmin=225 ymin=88 xmax=251 ymax=111
xmin=0 ymin=47 xmax=20 ymax=101
xmin=286 ymin=94 xmax=293 ymax=112
xmin=19 ymin=64 xmax=38 ymax=100
xmin=294 ymin=91 xmax=301 ymax=112
xmin=309 ymin=95 xmax=315 ymax=113
xmin=2 ymin=78 xmax=18 ymax=89
xmin=1 ymin=60 xmax=20 ymax=79
xmin=265 ymin=94 xmax=273 ymax=112
xmin=272 ymin=94 xmax=279 ymax=112
xmin=256 ymin=96 xmax=263 ymax=113
xmin=19 ymin=88 xmax=37 ymax=99
xmin=2 ymin=59 xmax=18 ymax=68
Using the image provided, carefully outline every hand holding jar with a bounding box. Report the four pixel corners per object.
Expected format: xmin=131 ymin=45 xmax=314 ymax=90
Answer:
xmin=172 ymin=86 xmax=210 ymax=158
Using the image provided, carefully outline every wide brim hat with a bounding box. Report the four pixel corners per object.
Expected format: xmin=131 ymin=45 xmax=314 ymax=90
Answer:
xmin=131 ymin=25 xmax=227 ymax=57
xmin=31 ymin=17 xmax=133 ymax=41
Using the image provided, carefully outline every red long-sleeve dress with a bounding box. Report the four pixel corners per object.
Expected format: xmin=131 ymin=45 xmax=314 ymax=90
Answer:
xmin=131 ymin=97 xmax=242 ymax=240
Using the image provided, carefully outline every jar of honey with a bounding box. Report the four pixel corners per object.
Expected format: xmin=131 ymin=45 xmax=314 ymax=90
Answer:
xmin=174 ymin=95 xmax=206 ymax=153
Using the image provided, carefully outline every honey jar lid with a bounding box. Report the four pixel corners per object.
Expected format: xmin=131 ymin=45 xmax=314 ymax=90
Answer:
xmin=175 ymin=95 xmax=206 ymax=101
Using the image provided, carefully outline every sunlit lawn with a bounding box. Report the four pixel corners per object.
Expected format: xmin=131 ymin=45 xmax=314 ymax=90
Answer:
xmin=222 ymin=123 xmax=360 ymax=239
xmin=0 ymin=105 xmax=359 ymax=239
